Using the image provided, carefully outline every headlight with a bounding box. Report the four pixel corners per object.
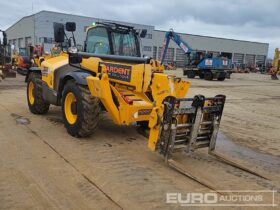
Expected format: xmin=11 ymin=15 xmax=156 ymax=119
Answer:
xmin=68 ymin=47 xmax=78 ymax=54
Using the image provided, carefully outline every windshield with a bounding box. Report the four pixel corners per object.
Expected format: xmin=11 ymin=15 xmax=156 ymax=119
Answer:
xmin=86 ymin=27 xmax=139 ymax=56
xmin=111 ymin=31 xmax=138 ymax=57
xmin=19 ymin=48 xmax=28 ymax=56
xmin=86 ymin=27 xmax=110 ymax=55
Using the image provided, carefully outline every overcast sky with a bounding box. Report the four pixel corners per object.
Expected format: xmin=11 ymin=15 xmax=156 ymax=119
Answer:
xmin=0 ymin=0 xmax=279 ymax=57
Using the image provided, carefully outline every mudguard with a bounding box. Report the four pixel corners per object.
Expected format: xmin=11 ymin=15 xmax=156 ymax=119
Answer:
xmin=56 ymin=70 xmax=95 ymax=104
xmin=25 ymin=67 xmax=41 ymax=82
xmin=64 ymin=70 xmax=93 ymax=86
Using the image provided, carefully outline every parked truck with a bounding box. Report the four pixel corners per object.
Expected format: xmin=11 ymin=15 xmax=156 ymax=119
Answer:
xmin=160 ymin=30 xmax=232 ymax=81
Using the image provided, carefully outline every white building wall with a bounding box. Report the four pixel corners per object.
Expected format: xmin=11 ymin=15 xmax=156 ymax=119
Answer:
xmin=152 ymin=30 xmax=268 ymax=55
xmin=34 ymin=11 xmax=154 ymax=57
xmin=5 ymin=10 xmax=269 ymax=66
xmin=152 ymin=30 xmax=269 ymax=66
xmin=5 ymin=15 xmax=35 ymax=50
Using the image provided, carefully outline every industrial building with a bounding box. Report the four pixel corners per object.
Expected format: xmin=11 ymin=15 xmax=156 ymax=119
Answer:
xmin=6 ymin=10 xmax=269 ymax=67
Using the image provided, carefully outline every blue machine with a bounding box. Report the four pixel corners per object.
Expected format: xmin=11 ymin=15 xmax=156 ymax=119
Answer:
xmin=160 ymin=30 xmax=232 ymax=81
xmin=160 ymin=30 xmax=192 ymax=64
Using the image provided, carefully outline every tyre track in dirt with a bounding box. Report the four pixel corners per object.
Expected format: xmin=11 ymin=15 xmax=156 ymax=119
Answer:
xmin=18 ymin=109 xmax=280 ymax=209
xmin=0 ymin=104 xmax=122 ymax=210
xmin=1 ymin=75 xmax=280 ymax=209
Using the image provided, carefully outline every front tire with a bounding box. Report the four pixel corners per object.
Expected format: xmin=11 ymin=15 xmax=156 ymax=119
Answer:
xmin=62 ymin=80 xmax=101 ymax=137
xmin=27 ymin=73 xmax=50 ymax=114
xmin=204 ymin=71 xmax=213 ymax=81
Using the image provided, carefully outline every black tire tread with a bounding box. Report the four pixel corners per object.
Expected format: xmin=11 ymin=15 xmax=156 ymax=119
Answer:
xmin=62 ymin=80 xmax=101 ymax=137
xmin=204 ymin=71 xmax=213 ymax=81
xmin=217 ymin=77 xmax=226 ymax=81
xmin=78 ymin=84 xmax=101 ymax=137
xmin=27 ymin=73 xmax=50 ymax=114
xmin=186 ymin=70 xmax=195 ymax=78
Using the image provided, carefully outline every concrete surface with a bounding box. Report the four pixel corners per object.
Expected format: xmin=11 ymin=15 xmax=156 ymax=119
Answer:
xmin=0 ymin=73 xmax=279 ymax=209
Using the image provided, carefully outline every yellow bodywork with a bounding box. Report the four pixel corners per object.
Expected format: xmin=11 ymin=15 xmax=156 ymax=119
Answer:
xmin=64 ymin=92 xmax=77 ymax=124
xmin=32 ymin=47 xmax=64 ymax=68
xmin=41 ymin=53 xmax=68 ymax=88
xmin=41 ymin=53 xmax=190 ymax=151
xmin=273 ymin=48 xmax=280 ymax=73
xmin=28 ymin=81 xmax=35 ymax=105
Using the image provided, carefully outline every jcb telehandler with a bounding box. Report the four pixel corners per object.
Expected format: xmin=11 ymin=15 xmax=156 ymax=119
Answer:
xmin=26 ymin=22 xmax=226 ymax=162
xmin=270 ymin=48 xmax=280 ymax=80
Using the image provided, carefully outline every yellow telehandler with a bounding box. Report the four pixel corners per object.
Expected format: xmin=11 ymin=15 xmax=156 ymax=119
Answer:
xmin=26 ymin=22 xmax=268 ymax=186
xmin=270 ymin=48 xmax=280 ymax=80
xmin=26 ymin=22 xmax=226 ymax=157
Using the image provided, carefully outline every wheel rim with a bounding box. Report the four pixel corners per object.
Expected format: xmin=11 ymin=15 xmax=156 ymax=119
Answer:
xmin=28 ymin=81 xmax=35 ymax=105
xmin=64 ymin=92 xmax=77 ymax=124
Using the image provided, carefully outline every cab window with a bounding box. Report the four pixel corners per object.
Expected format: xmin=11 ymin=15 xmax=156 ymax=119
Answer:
xmin=111 ymin=31 xmax=138 ymax=57
xmin=86 ymin=27 xmax=110 ymax=54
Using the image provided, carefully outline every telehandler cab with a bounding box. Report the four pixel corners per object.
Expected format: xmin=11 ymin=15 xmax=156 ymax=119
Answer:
xmin=26 ymin=22 xmax=226 ymax=160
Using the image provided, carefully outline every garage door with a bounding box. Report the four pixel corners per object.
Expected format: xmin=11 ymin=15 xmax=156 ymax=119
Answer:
xmin=25 ymin=37 xmax=32 ymax=47
xmin=176 ymin=48 xmax=187 ymax=67
xmin=256 ymin=55 xmax=266 ymax=65
xmin=153 ymin=46 xmax=157 ymax=60
xmin=158 ymin=47 xmax=174 ymax=64
xmin=245 ymin=54 xmax=255 ymax=65
xmin=18 ymin=38 xmax=24 ymax=48
xmin=233 ymin=53 xmax=244 ymax=64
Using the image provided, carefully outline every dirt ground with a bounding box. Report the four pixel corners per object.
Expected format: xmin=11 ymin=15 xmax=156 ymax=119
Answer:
xmin=0 ymin=72 xmax=279 ymax=210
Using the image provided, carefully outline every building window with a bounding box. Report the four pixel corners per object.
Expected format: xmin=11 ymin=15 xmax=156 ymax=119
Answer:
xmin=145 ymin=33 xmax=152 ymax=39
xmin=143 ymin=46 xmax=152 ymax=51
xmin=25 ymin=37 xmax=32 ymax=47
xmin=39 ymin=37 xmax=54 ymax=44
xmin=18 ymin=38 xmax=24 ymax=48
xmin=153 ymin=46 xmax=157 ymax=59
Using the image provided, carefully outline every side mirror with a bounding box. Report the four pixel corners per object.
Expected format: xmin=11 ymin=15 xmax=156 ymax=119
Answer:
xmin=66 ymin=22 xmax=76 ymax=32
xmin=140 ymin=29 xmax=147 ymax=38
xmin=53 ymin=23 xmax=65 ymax=43
xmin=3 ymin=32 xmax=7 ymax=46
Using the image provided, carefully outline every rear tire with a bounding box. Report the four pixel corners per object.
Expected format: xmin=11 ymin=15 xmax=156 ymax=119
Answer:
xmin=198 ymin=73 xmax=204 ymax=79
xmin=186 ymin=70 xmax=195 ymax=78
xmin=217 ymin=76 xmax=226 ymax=81
xmin=204 ymin=71 xmax=213 ymax=81
xmin=62 ymin=80 xmax=101 ymax=137
xmin=27 ymin=73 xmax=50 ymax=114
xmin=271 ymin=74 xmax=279 ymax=80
